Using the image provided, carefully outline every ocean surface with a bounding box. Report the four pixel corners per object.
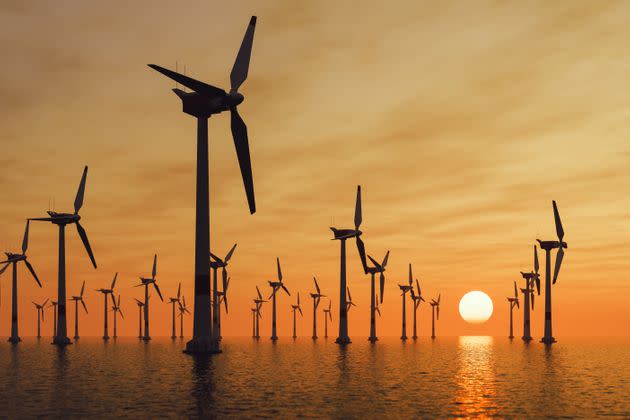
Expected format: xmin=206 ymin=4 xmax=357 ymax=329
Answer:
xmin=0 ymin=336 xmax=627 ymax=418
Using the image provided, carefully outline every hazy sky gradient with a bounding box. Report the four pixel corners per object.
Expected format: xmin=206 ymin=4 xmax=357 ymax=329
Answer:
xmin=1 ymin=0 xmax=629 ymax=338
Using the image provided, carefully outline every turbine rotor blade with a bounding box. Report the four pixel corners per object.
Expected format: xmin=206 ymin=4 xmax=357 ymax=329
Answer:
xmin=22 ymin=220 xmax=30 ymax=254
xmin=356 ymin=236 xmax=368 ymax=274
xmin=152 ymin=254 xmax=157 ymax=279
xmin=552 ymin=200 xmax=564 ymax=241
xmin=153 ymin=282 xmax=164 ymax=301
xmin=225 ymin=243 xmax=237 ymax=263
xmin=81 ymin=300 xmax=88 ymax=314
xmin=148 ymin=64 xmax=226 ymax=99
xmin=76 ymin=222 xmax=97 ymax=268
xmin=354 ymin=185 xmax=362 ymax=229
xmin=80 ymin=281 xmax=85 ymax=297
xmin=111 ymin=272 xmax=118 ymax=289
xmin=24 ymin=259 xmax=42 ymax=288
xmin=230 ymin=16 xmax=257 ymax=92
xmin=281 ymin=284 xmax=290 ymax=296
xmin=74 ymin=166 xmax=88 ymax=214
xmin=553 ymin=246 xmax=564 ymax=284
xmin=380 ymin=273 xmax=385 ymax=304
xmin=276 ymin=257 xmax=282 ymax=281
xmin=230 ymin=106 xmax=256 ymax=214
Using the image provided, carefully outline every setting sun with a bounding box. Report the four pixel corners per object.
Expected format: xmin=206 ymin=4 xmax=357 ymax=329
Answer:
xmin=459 ymin=291 xmax=494 ymax=324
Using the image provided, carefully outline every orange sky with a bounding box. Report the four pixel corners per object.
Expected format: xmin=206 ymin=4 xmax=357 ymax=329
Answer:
xmin=1 ymin=1 xmax=629 ymax=338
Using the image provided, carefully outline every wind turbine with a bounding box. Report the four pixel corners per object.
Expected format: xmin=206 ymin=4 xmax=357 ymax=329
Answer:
xmin=70 ymin=281 xmax=88 ymax=339
xmin=309 ymin=277 xmax=326 ymax=339
xmin=253 ymin=286 xmax=266 ymax=339
xmin=33 ymin=299 xmax=48 ymax=338
xmin=365 ymin=251 xmax=389 ymax=342
xmin=410 ymin=278 xmax=425 ymax=340
xmin=96 ymin=273 xmax=118 ymax=340
xmin=111 ymin=295 xmax=124 ymax=339
xmin=290 ymin=292 xmax=303 ymax=339
xmin=507 ymin=281 xmax=520 ymax=339
xmin=49 ymin=301 xmax=58 ymax=337
xmin=29 ymin=166 xmax=97 ymax=346
xmin=168 ymin=283 xmax=182 ymax=339
xmin=0 ymin=220 xmax=42 ymax=343
xmin=134 ymin=298 xmax=145 ymax=338
xmin=398 ymin=264 xmax=414 ymax=340
xmin=215 ymin=276 xmax=230 ymax=341
xmin=323 ymin=300 xmax=332 ymax=338
xmin=136 ymin=254 xmax=164 ymax=341
xmin=330 ymin=185 xmax=368 ymax=345
xmin=430 ymin=294 xmax=441 ymax=339
xmin=345 ymin=287 xmax=356 ymax=313
xmin=148 ymin=16 xmax=257 ymax=355
xmin=268 ymin=258 xmax=290 ymax=340
xmin=537 ymin=201 xmax=567 ymax=344
xmin=178 ymin=296 xmax=190 ymax=338
xmin=520 ymin=245 xmax=539 ymax=341
xmin=210 ymin=243 xmax=237 ymax=342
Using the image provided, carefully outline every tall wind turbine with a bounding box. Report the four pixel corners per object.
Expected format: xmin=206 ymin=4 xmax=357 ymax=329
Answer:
xmin=148 ymin=16 xmax=257 ymax=355
xmin=29 ymin=166 xmax=97 ymax=346
xmin=365 ymin=251 xmax=389 ymax=342
xmin=253 ymin=286 xmax=266 ymax=339
xmin=330 ymin=185 xmax=368 ymax=345
xmin=323 ymin=300 xmax=332 ymax=338
xmin=215 ymin=276 xmax=230 ymax=341
xmin=537 ymin=201 xmax=567 ymax=344
xmin=210 ymin=244 xmax=237 ymax=342
xmin=309 ymin=277 xmax=325 ymax=339
xmin=0 ymin=221 xmax=42 ymax=343
xmin=96 ymin=273 xmax=118 ymax=340
xmin=70 ymin=281 xmax=88 ymax=339
xmin=290 ymin=292 xmax=303 ymax=339
xmin=268 ymin=258 xmax=290 ymax=340
xmin=430 ymin=294 xmax=441 ymax=339
xmin=410 ymin=278 xmax=425 ymax=340
xmin=168 ymin=283 xmax=182 ymax=339
xmin=178 ymin=296 xmax=190 ymax=338
xmin=111 ymin=295 xmax=124 ymax=339
xmin=398 ymin=264 xmax=414 ymax=340
xmin=50 ymin=301 xmax=58 ymax=337
xmin=345 ymin=287 xmax=357 ymax=313
xmin=136 ymin=255 xmax=164 ymax=341
xmin=33 ymin=299 xmax=48 ymax=338
xmin=507 ymin=281 xmax=520 ymax=339
xmin=134 ymin=298 xmax=145 ymax=338
xmin=520 ymin=245 xmax=539 ymax=341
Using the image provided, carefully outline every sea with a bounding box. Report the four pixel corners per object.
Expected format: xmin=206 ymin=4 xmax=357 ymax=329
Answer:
xmin=0 ymin=336 xmax=627 ymax=418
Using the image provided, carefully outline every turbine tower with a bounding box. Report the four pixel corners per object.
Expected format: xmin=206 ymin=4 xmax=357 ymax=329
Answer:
xmin=365 ymin=251 xmax=389 ymax=342
xmin=410 ymin=278 xmax=425 ymax=340
xmin=507 ymin=281 xmax=520 ymax=339
xmin=178 ymin=296 xmax=190 ymax=338
xmin=70 ymin=281 xmax=88 ymax=339
xmin=210 ymin=244 xmax=237 ymax=342
xmin=111 ymin=295 xmax=124 ymax=339
xmin=253 ymin=286 xmax=266 ymax=339
xmin=430 ymin=294 xmax=441 ymax=339
xmin=96 ymin=273 xmax=118 ymax=340
xmin=268 ymin=258 xmax=290 ymax=340
xmin=168 ymin=283 xmax=182 ymax=339
xmin=309 ymin=277 xmax=325 ymax=339
xmin=49 ymin=301 xmax=58 ymax=337
xmin=330 ymin=185 xmax=368 ymax=345
xmin=136 ymin=254 xmax=164 ymax=340
xmin=0 ymin=221 xmax=42 ymax=343
xmin=536 ymin=201 xmax=567 ymax=344
xmin=323 ymin=300 xmax=332 ymax=338
xmin=33 ymin=299 xmax=48 ymax=338
xmin=134 ymin=298 xmax=145 ymax=338
xmin=290 ymin=292 xmax=303 ymax=339
xmin=398 ymin=264 xmax=414 ymax=340
xmin=520 ymin=245 xmax=539 ymax=341
xmin=29 ymin=166 xmax=97 ymax=346
xmin=148 ymin=16 xmax=257 ymax=355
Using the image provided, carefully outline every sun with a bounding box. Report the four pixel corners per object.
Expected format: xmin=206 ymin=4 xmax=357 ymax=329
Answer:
xmin=459 ymin=291 xmax=493 ymax=324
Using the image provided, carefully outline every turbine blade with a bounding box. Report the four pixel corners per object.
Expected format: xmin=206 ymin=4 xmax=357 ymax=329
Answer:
xmin=282 ymin=284 xmax=290 ymax=296
xmin=347 ymin=287 xmax=352 ymax=302
xmin=230 ymin=106 xmax=256 ymax=214
xmin=209 ymin=252 xmax=223 ymax=263
xmin=225 ymin=243 xmax=237 ymax=263
xmin=256 ymin=286 xmax=262 ymax=300
xmin=110 ymin=293 xmax=116 ymax=307
xmin=80 ymin=280 xmax=85 ymax=297
xmin=223 ymin=294 xmax=229 ymax=313
xmin=230 ymin=16 xmax=257 ymax=91
xmin=74 ymin=166 xmax=88 ymax=214
xmin=152 ymin=254 xmax=157 ymax=279
xmin=222 ymin=268 xmax=228 ymax=292
xmin=380 ymin=273 xmax=385 ymax=304
xmin=22 ymin=220 xmax=30 ymax=254
xmin=314 ymin=277 xmax=320 ymax=294
xmin=553 ymin=246 xmax=564 ymax=284
xmin=514 ymin=281 xmax=518 ymax=299
xmin=356 ymin=236 xmax=368 ymax=274
xmin=119 ymin=309 xmax=124 ymax=319
xmin=148 ymin=64 xmax=226 ymax=98
xmin=276 ymin=257 xmax=282 ymax=281
xmin=552 ymin=200 xmax=564 ymax=241
xmin=111 ymin=272 xmax=118 ymax=289
xmin=177 ymin=282 xmax=181 ymax=299
xmin=531 ymin=292 xmax=535 ymax=310
xmin=416 ymin=279 xmax=421 ymax=297
xmin=76 ymin=222 xmax=97 ymax=268
xmin=408 ymin=264 xmax=413 ymax=284
xmin=367 ymin=255 xmax=381 ymax=270
xmin=24 ymin=259 xmax=42 ymax=288
xmin=382 ymin=250 xmax=390 ymax=268
xmin=354 ymin=185 xmax=362 ymax=230
xmin=0 ymin=263 xmax=9 ymax=275
xmin=298 ymin=307 xmax=303 ymax=316
xmin=81 ymin=300 xmax=88 ymax=314
xmin=153 ymin=282 xmax=164 ymax=301
xmin=534 ymin=245 xmax=539 ymax=274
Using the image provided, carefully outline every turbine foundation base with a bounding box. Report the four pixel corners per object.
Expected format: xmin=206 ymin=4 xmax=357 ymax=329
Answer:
xmin=184 ymin=337 xmax=221 ymax=354
xmin=52 ymin=336 xmax=71 ymax=346
xmin=540 ymin=336 xmax=556 ymax=344
xmin=8 ymin=337 xmax=21 ymax=343
xmin=335 ymin=336 xmax=351 ymax=345
xmin=368 ymin=336 xmax=378 ymax=342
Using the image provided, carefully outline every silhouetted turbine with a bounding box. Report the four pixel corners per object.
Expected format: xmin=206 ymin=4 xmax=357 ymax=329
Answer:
xmin=507 ymin=281 xmax=520 ymax=339
xmin=290 ymin=292 xmax=303 ymax=338
xmin=168 ymin=283 xmax=182 ymax=339
xmin=430 ymin=294 xmax=441 ymax=339
xmin=398 ymin=264 xmax=414 ymax=340
xmin=268 ymin=258 xmax=290 ymax=340
xmin=33 ymin=298 xmax=49 ymax=338
xmin=365 ymin=251 xmax=389 ymax=342
xmin=410 ymin=278 xmax=425 ymax=340
xmin=135 ymin=255 xmax=164 ymax=341
xmin=309 ymin=277 xmax=325 ymax=339
xmin=70 ymin=281 xmax=88 ymax=339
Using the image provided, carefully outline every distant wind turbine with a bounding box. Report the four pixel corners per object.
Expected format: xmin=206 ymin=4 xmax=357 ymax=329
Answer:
xmin=398 ymin=264 xmax=414 ymax=340
xmin=507 ymin=281 xmax=520 ymax=339
xmin=210 ymin=244 xmax=237 ymax=343
xmin=96 ymin=273 xmax=118 ymax=340
xmin=520 ymin=245 xmax=539 ymax=341
xmin=111 ymin=295 xmax=124 ymax=339
xmin=33 ymin=299 xmax=49 ymax=338
xmin=309 ymin=277 xmax=325 ymax=339
xmin=290 ymin=292 xmax=303 ymax=339
xmin=168 ymin=283 xmax=182 ymax=339
xmin=136 ymin=255 xmax=164 ymax=341
xmin=178 ymin=296 xmax=191 ymax=338
xmin=365 ymin=251 xmax=389 ymax=342
xmin=410 ymin=278 xmax=425 ymax=340
xmin=70 ymin=281 xmax=88 ymax=339
xmin=430 ymin=294 xmax=441 ymax=339
xmin=323 ymin=300 xmax=332 ymax=339
xmin=268 ymin=258 xmax=290 ymax=340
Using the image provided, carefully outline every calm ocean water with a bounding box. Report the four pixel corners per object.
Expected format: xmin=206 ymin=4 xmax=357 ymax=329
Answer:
xmin=0 ymin=336 xmax=627 ymax=418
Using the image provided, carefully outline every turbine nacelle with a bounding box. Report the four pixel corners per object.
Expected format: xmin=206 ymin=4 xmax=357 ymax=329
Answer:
xmin=536 ymin=239 xmax=568 ymax=251
xmin=330 ymin=227 xmax=362 ymax=240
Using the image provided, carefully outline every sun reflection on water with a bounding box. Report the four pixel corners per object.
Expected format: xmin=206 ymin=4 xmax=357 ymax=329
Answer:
xmin=452 ymin=336 xmax=499 ymax=418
